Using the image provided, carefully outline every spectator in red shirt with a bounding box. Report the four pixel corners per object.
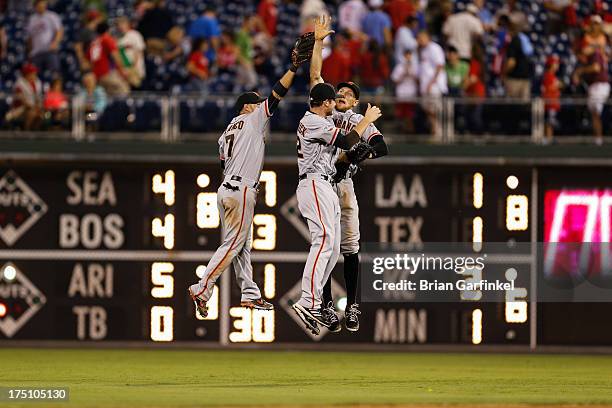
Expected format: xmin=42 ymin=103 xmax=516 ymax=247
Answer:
xmin=344 ymin=31 xmax=364 ymax=68
xmin=465 ymin=45 xmax=486 ymax=98
xmin=88 ymin=21 xmax=130 ymax=96
xmin=257 ymin=0 xmax=278 ymax=37
xmin=385 ymin=0 xmax=415 ymax=32
xmin=217 ymin=31 xmax=239 ymax=74
xmin=542 ymin=54 xmax=561 ymax=141
xmin=322 ymin=33 xmax=352 ymax=86
xmin=186 ymin=38 xmax=210 ymax=92
xmin=44 ymin=77 xmax=69 ymax=126
xmin=358 ymin=39 xmax=390 ymax=94
xmin=5 ymin=63 xmax=43 ymax=130
xmin=464 ymin=44 xmax=486 ymax=134
xmin=74 ymin=10 xmax=103 ymax=72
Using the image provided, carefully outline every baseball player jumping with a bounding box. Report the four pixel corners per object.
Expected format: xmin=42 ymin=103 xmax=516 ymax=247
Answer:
xmin=189 ymin=33 xmax=316 ymax=318
xmin=323 ymin=80 xmax=389 ymax=332
xmin=291 ymin=16 xmax=383 ymax=335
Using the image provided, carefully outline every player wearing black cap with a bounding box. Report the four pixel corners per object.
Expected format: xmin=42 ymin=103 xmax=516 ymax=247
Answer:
xmin=291 ymin=16 xmax=383 ymax=336
xmin=317 ymin=79 xmax=389 ymax=332
xmin=189 ymin=32 xmax=315 ymax=319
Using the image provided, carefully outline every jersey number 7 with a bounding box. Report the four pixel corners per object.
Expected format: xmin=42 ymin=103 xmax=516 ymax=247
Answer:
xmin=225 ymin=134 xmax=235 ymax=158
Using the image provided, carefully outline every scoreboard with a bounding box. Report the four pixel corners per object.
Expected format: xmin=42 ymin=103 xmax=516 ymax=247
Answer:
xmin=0 ymin=160 xmax=609 ymax=347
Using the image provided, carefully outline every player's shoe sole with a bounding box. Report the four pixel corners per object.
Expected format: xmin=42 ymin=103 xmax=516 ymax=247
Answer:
xmin=291 ymin=303 xmax=321 ymax=335
xmin=241 ymin=298 xmax=274 ymax=310
xmin=345 ymin=320 xmax=359 ymax=332
xmin=188 ymin=287 xmax=208 ymax=318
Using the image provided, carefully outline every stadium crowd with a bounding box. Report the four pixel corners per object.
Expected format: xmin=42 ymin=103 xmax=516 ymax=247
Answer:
xmin=0 ymin=0 xmax=611 ymax=141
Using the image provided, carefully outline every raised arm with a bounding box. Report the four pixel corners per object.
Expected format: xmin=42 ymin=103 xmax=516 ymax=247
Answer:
xmin=333 ymin=105 xmax=384 ymax=181
xmin=266 ymin=32 xmax=316 ymax=114
xmin=334 ymin=104 xmax=382 ymax=150
xmin=310 ymin=15 xmax=334 ymax=89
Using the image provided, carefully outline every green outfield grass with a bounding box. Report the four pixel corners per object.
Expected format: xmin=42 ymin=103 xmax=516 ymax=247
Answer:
xmin=1 ymin=348 xmax=612 ymax=407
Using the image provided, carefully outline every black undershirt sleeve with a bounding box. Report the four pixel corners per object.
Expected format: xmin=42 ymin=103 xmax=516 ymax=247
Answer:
xmin=368 ymin=135 xmax=388 ymax=158
xmin=266 ymin=94 xmax=281 ymax=114
xmin=333 ymin=130 xmax=360 ymax=150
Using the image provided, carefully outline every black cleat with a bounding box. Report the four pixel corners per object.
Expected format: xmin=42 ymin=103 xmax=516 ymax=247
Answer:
xmin=291 ymin=303 xmax=321 ymax=335
xmin=188 ymin=287 xmax=208 ymax=318
xmin=322 ymin=302 xmax=341 ymax=333
xmin=241 ymin=298 xmax=274 ymax=310
xmin=345 ymin=303 xmax=361 ymax=332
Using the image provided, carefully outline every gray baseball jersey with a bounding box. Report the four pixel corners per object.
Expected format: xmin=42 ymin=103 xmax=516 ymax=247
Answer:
xmin=332 ymin=109 xmax=381 ymax=143
xmin=331 ymin=109 xmax=381 ymax=180
xmin=295 ymin=111 xmax=343 ymax=310
xmin=296 ymin=111 xmax=342 ymax=176
xmin=331 ymin=109 xmax=383 ymax=254
xmin=219 ymin=99 xmax=273 ymax=183
xmin=190 ymin=99 xmax=275 ymax=305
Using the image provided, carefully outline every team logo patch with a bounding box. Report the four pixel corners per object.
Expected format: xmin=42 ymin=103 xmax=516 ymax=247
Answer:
xmin=0 ymin=170 xmax=48 ymax=246
xmin=0 ymin=262 xmax=46 ymax=338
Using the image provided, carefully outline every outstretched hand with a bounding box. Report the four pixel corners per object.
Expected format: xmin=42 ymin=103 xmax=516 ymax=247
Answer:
xmin=314 ymin=15 xmax=334 ymax=41
xmin=364 ymin=103 xmax=382 ymax=123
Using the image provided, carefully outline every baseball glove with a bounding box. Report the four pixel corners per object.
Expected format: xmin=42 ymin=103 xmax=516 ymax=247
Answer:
xmin=332 ymin=161 xmax=350 ymax=183
xmin=333 ymin=163 xmax=361 ymax=183
xmin=346 ymin=142 xmax=375 ymax=164
xmin=290 ymin=32 xmax=315 ymax=71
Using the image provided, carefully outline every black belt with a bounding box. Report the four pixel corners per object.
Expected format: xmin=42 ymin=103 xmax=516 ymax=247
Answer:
xmin=299 ymin=173 xmax=333 ymax=183
xmin=229 ymin=175 xmax=258 ymax=188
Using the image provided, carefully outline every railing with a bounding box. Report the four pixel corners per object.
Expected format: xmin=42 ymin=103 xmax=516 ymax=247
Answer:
xmin=1 ymin=93 xmax=611 ymax=144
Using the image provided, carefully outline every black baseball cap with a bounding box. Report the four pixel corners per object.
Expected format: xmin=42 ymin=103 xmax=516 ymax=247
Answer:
xmin=235 ymin=91 xmax=266 ymax=113
xmin=337 ymin=81 xmax=360 ymax=99
xmin=309 ymin=83 xmax=341 ymax=104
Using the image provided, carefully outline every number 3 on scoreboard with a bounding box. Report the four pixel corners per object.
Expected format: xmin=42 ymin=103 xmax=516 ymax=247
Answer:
xmin=224 ymin=134 xmax=235 ymax=159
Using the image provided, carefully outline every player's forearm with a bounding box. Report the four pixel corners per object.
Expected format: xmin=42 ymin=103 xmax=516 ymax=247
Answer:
xmin=369 ymin=135 xmax=388 ymax=158
xmin=272 ymin=70 xmax=295 ymax=99
xmin=343 ymin=130 xmax=361 ymax=147
xmin=268 ymin=70 xmax=295 ymax=113
xmin=310 ymin=39 xmax=324 ymax=88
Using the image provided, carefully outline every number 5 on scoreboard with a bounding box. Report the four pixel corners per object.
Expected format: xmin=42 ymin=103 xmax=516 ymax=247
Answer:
xmin=151 ymin=262 xmax=174 ymax=298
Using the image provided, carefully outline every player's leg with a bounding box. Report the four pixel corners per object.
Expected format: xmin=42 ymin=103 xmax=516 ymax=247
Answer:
xmin=292 ymin=179 xmax=338 ymax=329
xmin=232 ymin=192 xmax=273 ymax=310
xmin=320 ymin=181 xmax=347 ymax=318
xmin=320 ymin=193 xmax=342 ymax=332
xmin=339 ymin=179 xmax=361 ymax=331
xmin=322 ymin=276 xmax=333 ymax=306
xmin=189 ymin=185 xmax=251 ymax=315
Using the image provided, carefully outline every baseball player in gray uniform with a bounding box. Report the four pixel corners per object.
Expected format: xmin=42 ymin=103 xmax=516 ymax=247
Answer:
xmin=323 ymin=81 xmax=388 ymax=332
xmin=189 ymin=33 xmax=315 ymax=318
xmin=291 ymin=16 xmax=383 ymax=335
